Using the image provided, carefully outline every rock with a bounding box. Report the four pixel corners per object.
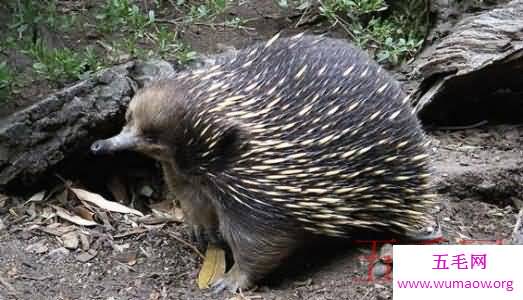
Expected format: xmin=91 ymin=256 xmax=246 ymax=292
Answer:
xmin=61 ymin=231 xmax=79 ymax=250
xmin=25 ymin=241 xmax=48 ymax=254
xmin=79 ymin=233 xmax=90 ymax=251
xmin=131 ymin=59 xmax=176 ymax=88
xmin=139 ymin=185 xmax=154 ymax=197
xmin=76 ymin=250 xmax=98 ymax=263
xmin=47 ymin=247 xmax=70 ymax=259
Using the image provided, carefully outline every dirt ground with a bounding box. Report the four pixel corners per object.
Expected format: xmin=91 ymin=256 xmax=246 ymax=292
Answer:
xmin=1 ymin=1 xmax=522 ymax=300
xmin=1 ymin=124 xmax=521 ymax=300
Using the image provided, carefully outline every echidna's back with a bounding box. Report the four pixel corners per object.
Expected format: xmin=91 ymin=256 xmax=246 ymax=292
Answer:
xmin=180 ymin=34 xmax=433 ymax=237
xmin=207 ymin=34 xmax=421 ymax=142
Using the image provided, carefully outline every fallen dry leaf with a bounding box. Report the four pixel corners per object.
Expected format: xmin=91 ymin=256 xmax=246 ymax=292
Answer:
xmin=0 ymin=194 xmax=7 ymax=208
xmin=128 ymin=256 xmax=137 ymax=266
xmin=25 ymin=191 xmax=46 ymax=204
xmin=40 ymin=206 xmax=56 ymax=220
xmin=51 ymin=205 xmax=98 ymax=227
xmin=73 ymin=206 xmax=95 ymax=221
xmin=174 ymin=207 xmax=184 ymax=222
xmin=114 ymin=252 xmax=137 ymax=266
xmin=149 ymin=199 xmax=173 ymax=214
xmin=25 ymin=203 xmax=37 ymax=219
xmin=147 ymin=200 xmax=184 ymax=222
xmin=39 ymin=224 xmax=76 ymax=236
xmin=114 ymin=227 xmax=150 ymax=239
xmin=71 ymin=188 xmax=144 ymax=216
xmin=197 ymin=245 xmax=226 ymax=289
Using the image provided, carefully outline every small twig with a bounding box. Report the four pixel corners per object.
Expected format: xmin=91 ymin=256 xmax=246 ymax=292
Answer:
xmin=317 ymin=0 xmax=357 ymax=41
xmin=156 ymin=18 xmax=256 ymax=31
xmin=114 ymin=260 xmax=137 ymax=272
xmin=54 ymin=173 xmax=71 ymax=188
xmin=96 ymin=40 xmax=117 ymax=53
xmin=331 ymin=16 xmax=357 ymax=41
xmin=138 ymin=216 xmax=182 ymax=225
xmin=18 ymin=274 xmax=53 ymax=281
xmin=155 ymin=17 xmax=188 ymax=25
xmin=166 ymin=0 xmax=183 ymax=13
xmin=167 ymin=232 xmax=204 ymax=259
xmin=295 ymin=10 xmax=321 ymax=28
xmin=113 ymin=227 xmax=150 ymax=239
xmin=236 ymin=289 xmax=263 ymax=300
xmin=512 ymin=207 xmax=523 ymax=244
xmin=192 ymin=22 xmax=255 ymax=31
xmin=235 ymin=287 xmax=263 ymax=300
xmin=429 ymin=120 xmax=489 ymax=131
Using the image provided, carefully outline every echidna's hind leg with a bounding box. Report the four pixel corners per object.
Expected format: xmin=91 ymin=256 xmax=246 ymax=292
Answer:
xmin=211 ymin=263 xmax=252 ymax=293
xmin=211 ymin=214 xmax=300 ymax=293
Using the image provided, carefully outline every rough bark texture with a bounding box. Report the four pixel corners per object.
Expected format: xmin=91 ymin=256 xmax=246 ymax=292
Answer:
xmin=411 ymin=0 xmax=523 ymax=125
xmin=0 ymin=60 xmax=175 ymax=192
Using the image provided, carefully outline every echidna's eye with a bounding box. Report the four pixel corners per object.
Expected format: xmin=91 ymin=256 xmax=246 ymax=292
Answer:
xmin=141 ymin=128 xmax=159 ymax=144
xmin=145 ymin=136 xmax=158 ymax=144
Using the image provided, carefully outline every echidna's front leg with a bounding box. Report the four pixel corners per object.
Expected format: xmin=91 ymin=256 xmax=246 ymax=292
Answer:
xmin=178 ymin=193 xmax=220 ymax=249
xmin=162 ymin=163 xmax=221 ymax=248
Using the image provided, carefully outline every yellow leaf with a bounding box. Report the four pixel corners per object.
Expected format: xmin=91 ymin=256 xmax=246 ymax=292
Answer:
xmin=197 ymin=245 xmax=226 ymax=289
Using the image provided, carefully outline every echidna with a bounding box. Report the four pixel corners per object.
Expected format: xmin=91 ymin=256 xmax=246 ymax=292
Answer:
xmin=91 ymin=33 xmax=436 ymax=292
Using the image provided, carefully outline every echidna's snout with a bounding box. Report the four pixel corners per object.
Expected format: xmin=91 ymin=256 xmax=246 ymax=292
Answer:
xmin=91 ymin=130 xmax=140 ymax=155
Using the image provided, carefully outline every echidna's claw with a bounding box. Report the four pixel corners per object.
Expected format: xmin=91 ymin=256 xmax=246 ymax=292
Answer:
xmin=210 ymin=264 xmax=252 ymax=294
xmin=210 ymin=278 xmax=228 ymax=294
xmin=206 ymin=228 xmax=224 ymax=246
xmin=189 ymin=226 xmax=224 ymax=251
xmin=189 ymin=225 xmax=206 ymax=251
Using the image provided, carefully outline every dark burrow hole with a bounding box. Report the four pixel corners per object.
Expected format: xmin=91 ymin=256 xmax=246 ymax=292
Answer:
xmin=418 ymin=58 xmax=523 ymax=127
xmin=6 ymin=149 xmax=167 ymax=212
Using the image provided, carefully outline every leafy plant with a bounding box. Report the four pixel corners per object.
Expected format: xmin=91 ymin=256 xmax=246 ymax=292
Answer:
xmin=188 ymin=0 xmax=228 ymax=20
xmin=9 ymin=0 xmax=41 ymax=39
xmin=9 ymin=0 xmax=77 ymax=38
xmin=96 ymin=0 xmax=156 ymax=35
xmin=27 ymin=40 xmax=103 ymax=84
xmin=0 ymin=62 xmax=13 ymax=102
xmin=173 ymin=42 xmax=198 ymax=64
xmin=277 ymin=0 xmax=429 ymax=66
xmin=318 ymin=0 xmax=387 ymax=18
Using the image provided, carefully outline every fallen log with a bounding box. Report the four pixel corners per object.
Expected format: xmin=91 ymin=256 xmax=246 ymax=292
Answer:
xmin=0 ymin=60 xmax=175 ymax=193
xmin=411 ymin=0 xmax=523 ymax=126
